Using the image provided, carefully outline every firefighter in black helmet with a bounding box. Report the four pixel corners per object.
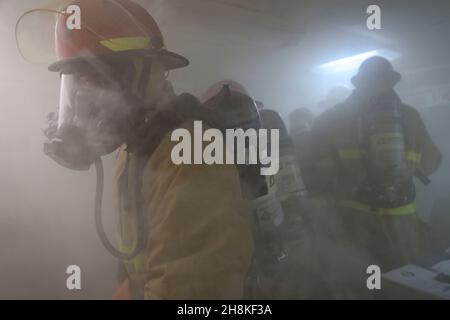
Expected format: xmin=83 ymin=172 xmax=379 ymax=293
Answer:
xmin=304 ymin=56 xmax=442 ymax=298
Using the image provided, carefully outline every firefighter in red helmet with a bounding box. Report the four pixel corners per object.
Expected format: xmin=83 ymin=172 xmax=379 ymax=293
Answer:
xmin=17 ymin=0 xmax=253 ymax=299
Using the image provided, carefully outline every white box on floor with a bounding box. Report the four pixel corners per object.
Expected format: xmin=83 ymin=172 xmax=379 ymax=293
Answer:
xmin=382 ymin=264 xmax=450 ymax=300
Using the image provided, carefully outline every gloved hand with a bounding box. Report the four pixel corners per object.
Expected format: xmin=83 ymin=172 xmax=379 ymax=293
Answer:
xmin=112 ymin=279 xmax=131 ymax=300
xmin=42 ymin=111 xmax=94 ymax=171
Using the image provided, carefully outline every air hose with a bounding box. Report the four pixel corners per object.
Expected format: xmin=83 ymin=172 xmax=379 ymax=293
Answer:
xmin=93 ymin=57 xmax=153 ymax=260
xmin=94 ymin=158 xmax=145 ymax=260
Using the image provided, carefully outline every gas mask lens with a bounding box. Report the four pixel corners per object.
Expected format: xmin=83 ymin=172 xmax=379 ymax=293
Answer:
xmin=57 ymin=72 xmax=128 ymax=157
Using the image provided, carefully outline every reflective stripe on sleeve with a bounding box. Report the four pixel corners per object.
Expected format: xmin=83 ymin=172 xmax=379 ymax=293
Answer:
xmin=337 ymin=200 xmax=416 ymax=216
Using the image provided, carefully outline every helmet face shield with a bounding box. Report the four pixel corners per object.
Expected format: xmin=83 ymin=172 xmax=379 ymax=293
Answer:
xmin=15 ymin=8 xmax=59 ymax=65
xmin=57 ymin=71 xmax=130 ymax=157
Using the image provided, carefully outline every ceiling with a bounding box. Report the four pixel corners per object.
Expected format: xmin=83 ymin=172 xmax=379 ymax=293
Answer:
xmin=137 ymin=0 xmax=450 ymax=68
xmin=6 ymin=0 xmax=450 ymax=110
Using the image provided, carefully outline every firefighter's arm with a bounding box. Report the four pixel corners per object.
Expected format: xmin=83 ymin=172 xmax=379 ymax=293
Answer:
xmin=412 ymin=108 xmax=442 ymax=176
xmin=142 ymin=161 xmax=254 ymax=300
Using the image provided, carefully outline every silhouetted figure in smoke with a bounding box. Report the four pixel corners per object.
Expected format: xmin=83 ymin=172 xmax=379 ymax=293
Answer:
xmin=304 ymin=56 xmax=442 ymax=298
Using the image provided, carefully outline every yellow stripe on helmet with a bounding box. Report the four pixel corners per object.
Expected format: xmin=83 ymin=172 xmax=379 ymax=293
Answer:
xmin=100 ymin=36 xmax=152 ymax=52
